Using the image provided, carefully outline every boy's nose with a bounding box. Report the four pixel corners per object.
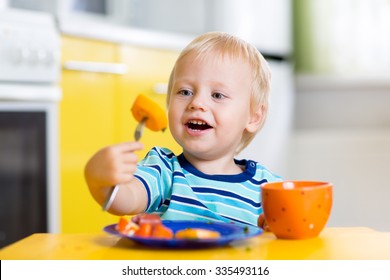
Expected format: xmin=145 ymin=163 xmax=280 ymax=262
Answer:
xmin=188 ymin=93 xmax=208 ymax=111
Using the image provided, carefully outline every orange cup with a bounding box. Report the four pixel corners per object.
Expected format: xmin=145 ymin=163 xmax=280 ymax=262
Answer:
xmin=261 ymin=181 xmax=333 ymax=239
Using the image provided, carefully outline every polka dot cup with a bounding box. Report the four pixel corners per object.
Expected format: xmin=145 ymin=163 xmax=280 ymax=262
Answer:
xmin=261 ymin=181 xmax=333 ymax=239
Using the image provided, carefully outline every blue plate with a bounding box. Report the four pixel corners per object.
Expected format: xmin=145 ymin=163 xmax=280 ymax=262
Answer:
xmin=104 ymin=220 xmax=262 ymax=248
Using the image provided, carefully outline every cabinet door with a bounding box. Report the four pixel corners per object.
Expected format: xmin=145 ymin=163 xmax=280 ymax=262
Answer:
xmin=117 ymin=45 xmax=182 ymax=159
xmin=60 ymin=36 xmax=120 ymax=233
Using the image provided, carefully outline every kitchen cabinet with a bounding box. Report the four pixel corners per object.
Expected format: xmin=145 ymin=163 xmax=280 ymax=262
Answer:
xmin=59 ymin=36 xmax=181 ymax=233
xmin=60 ymin=36 xmax=119 ymax=233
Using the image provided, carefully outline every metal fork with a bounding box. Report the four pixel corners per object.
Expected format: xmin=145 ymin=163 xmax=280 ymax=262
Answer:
xmin=134 ymin=117 xmax=146 ymax=141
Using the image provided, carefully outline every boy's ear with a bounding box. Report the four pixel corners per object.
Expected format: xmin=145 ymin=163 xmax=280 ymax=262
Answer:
xmin=246 ymin=105 xmax=265 ymax=133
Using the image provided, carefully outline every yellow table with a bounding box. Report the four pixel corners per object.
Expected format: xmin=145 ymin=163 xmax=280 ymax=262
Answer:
xmin=1 ymin=227 xmax=390 ymax=260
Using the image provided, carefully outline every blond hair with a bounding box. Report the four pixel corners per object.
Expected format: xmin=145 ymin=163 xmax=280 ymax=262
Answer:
xmin=167 ymin=32 xmax=271 ymax=154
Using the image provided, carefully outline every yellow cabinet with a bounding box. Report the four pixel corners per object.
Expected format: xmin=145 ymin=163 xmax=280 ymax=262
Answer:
xmin=60 ymin=36 xmax=120 ymax=233
xmin=59 ymin=35 xmax=181 ymax=233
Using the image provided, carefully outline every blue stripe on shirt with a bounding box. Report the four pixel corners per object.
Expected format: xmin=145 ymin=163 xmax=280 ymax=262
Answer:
xmin=134 ymin=175 xmax=150 ymax=210
xmin=170 ymin=195 xmax=208 ymax=208
xmin=192 ymin=187 xmax=260 ymax=207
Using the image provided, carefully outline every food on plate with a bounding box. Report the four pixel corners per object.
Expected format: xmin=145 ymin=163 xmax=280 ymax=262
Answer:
xmin=117 ymin=214 xmax=173 ymax=240
xmin=115 ymin=214 xmax=220 ymax=240
xmin=175 ymin=228 xmax=221 ymax=240
xmin=131 ymin=213 xmax=162 ymax=226
xmin=115 ymin=216 xmax=139 ymax=236
xmin=134 ymin=223 xmax=154 ymax=238
xmin=152 ymin=224 xmax=174 ymax=239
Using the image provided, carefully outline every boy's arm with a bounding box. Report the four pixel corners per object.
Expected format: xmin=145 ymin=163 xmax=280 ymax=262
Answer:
xmin=104 ymin=178 xmax=148 ymax=215
xmin=84 ymin=142 xmax=147 ymax=215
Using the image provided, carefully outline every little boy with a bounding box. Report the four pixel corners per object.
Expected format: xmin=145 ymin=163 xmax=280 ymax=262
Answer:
xmin=85 ymin=32 xmax=282 ymax=227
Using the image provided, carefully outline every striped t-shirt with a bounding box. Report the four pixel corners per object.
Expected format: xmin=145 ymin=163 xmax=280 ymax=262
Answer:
xmin=134 ymin=147 xmax=282 ymax=226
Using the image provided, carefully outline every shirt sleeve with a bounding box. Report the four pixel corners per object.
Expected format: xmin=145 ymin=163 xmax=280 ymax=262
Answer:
xmin=133 ymin=147 xmax=176 ymax=212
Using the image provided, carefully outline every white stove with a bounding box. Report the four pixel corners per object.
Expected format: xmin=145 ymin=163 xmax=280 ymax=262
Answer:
xmin=0 ymin=8 xmax=61 ymax=248
xmin=0 ymin=8 xmax=61 ymax=100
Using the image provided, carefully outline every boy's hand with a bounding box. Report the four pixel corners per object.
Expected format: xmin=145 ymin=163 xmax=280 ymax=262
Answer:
xmin=257 ymin=213 xmax=270 ymax=232
xmin=84 ymin=142 xmax=144 ymax=190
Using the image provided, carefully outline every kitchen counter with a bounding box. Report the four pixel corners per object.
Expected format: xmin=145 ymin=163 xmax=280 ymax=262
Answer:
xmin=1 ymin=227 xmax=390 ymax=260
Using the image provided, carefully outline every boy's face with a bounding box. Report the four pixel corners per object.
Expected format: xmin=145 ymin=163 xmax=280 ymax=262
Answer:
xmin=168 ymin=52 xmax=261 ymax=161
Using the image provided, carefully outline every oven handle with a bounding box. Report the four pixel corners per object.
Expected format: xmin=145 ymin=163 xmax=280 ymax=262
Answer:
xmin=63 ymin=61 xmax=128 ymax=75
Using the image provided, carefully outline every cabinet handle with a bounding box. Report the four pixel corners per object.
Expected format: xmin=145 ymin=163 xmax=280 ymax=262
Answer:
xmin=63 ymin=61 xmax=128 ymax=75
xmin=153 ymin=83 xmax=168 ymax=95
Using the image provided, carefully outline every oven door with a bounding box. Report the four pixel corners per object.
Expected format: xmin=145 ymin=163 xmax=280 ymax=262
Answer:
xmin=0 ymin=100 xmax=59 ymax=248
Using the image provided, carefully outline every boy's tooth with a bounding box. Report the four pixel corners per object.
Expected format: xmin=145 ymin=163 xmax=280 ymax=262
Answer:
xmin=188 ymin=120 xmax=207 ymax=125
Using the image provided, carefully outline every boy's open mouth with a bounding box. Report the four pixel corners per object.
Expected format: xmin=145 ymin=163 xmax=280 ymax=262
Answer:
xmin=185 ymin=120 xmax=212 ymax=131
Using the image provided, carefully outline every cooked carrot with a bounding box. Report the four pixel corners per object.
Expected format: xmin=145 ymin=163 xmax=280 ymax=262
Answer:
xmin=116 ymin=217 xmax=129 ymax=233
xmin=134 ymin=223 xmax=153 ymax=238
xmin=152 ymin=224 xmax=174 ymax=239
xmin=116 ymin=217 xmax=139 ymax=235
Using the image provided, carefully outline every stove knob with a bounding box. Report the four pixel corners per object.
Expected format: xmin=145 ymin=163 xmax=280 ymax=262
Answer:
xmin=9 ymin=47 xmax=23 ymax=64
xmin=28 ymin=49 xmax=39 ymax=65
xmin=37 ymin=49 xmax=48 ymax=64
xmin=20 ymin=47 xmax=31 ymax=63
xmin=44 ymin=50 xmax=55 ymax=65
xmin=49 ymin=49 xmax=60 ymax=66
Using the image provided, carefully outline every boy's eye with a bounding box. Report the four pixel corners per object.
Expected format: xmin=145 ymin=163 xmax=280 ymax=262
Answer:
xmin=212 ymin=92 xmax=225 ymax=99
xmin=178 ymin=89 xmax=193 ymax=96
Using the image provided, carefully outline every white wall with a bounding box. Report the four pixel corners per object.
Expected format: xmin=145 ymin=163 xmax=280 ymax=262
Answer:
xmin=287 ymin=76 xmax=390 ymax=231
xmin=287 ymin=129 xmax=390 ymax=231
xmin=239 ymin=60 xmax=294 ymax=177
